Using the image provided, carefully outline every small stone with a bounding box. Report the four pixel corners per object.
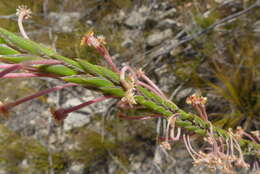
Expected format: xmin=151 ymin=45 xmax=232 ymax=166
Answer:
xmin=146 ymin=29 xmax=173 ymax=46
xmin=157 ymin=19 xmax=178 ymax=29
xmin=121 ymin=38 xmax=133 ymax=48
xmin=85 ymin=20 xmax=93 ymax=26
xmin=124 ymin=7 xmax=149 ymax=27
xmin=69 ymin=163 xmax=85 ymax=174
xmin=253 ymin=20 xmax=260 ymax=33
xmin=108 ymin=163 xmax=117 ymax=174
xmin=132 ymin=162 xmax=142 ymax=170
xmin=175 ymin=88 xmax=194 ymax=102
xmin=64 ymin=112 xmax=90 ymax=131
xmin=49 ymin=134 xmax=57 ymax=144
xmin=48 ymin=12 xmax=81 ymax=32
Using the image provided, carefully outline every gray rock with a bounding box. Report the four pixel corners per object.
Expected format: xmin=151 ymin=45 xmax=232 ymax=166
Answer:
xmin=108 ymin=163 xmax=117 ymax=174
xmin=189 ymin=165 xmax=212 ymax=174
xmin=175 ymin=88 xmax=193 ymax=102
xmin=124 ymin=7 xmax=149 ymax=27
xmin=0 ymin=169 xmax=7 ymax=174
xmin=48 ymin=12 xmax=81 ymax=32
xmin=63 ymin=112 xmax=90 ymax=131
xmin=121 ymin=38 xmax=133 ymax=48
xmin=157 ymin=18 xmax=178 ymax=29
xmin=146 ymin=29 xmax=173 ymax=46
xmin=154 ymin=64 xmax=176 ymax=93
xmin=159 ymin=75 xmax=176 ymax=93
xmin=253 ymin=20 xmax=260 ymax=33
xmin=68 ymin=163 xmax=84 ymax=174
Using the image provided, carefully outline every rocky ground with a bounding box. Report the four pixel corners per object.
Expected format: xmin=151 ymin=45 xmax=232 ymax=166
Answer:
xmin=0 ymin=0 xmax=259 ymax=174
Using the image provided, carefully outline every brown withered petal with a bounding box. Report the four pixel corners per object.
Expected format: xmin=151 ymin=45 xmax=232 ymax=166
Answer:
xmin=0 ymin=102 xmax=11 ymax=117
xmin=50 ymin=107 xmax=68 ymax=123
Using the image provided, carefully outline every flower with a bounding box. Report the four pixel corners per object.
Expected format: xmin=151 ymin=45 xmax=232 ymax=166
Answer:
xmin=186 ymin=94 xmax=207 ymax=105
xmin=80 ymin=31 xmax=106 ymax=48
xmin=16 ymin=5 xmax=32 ymax=19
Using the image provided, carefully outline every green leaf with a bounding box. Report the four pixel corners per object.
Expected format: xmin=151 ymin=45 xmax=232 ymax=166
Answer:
xmin=0 ymin=54 xmax=40 ymax=63
xmin=0 ymin=28 xmax=82 ymax=71
xmin=194 ymin=129 xmax=206 ymax=135
xmin=0 ymin=44 xmax=20 ymax=55
xmin=62 ymin=76 xmax=87 ymax=84
xmin=0 ymin=37 xmax=5 ymax=43
xmin=99 ymin=87 xmax=124 ymax=97
xmin=185 ymin=126 xmax=198 ymax=132
xmin=38 ymin=65 xmax=77 ymax=76
xmin=0 ymin=28 xmax=42 ymax=54
xmin=137 ymin=86 xmax=178 ymax=111
xmin=63 ymin=76 xmax=115 ymax=88
xmin=176 ymin=120 xmax=192 ymax=127
xmin=97 ymin=66 xmax=120 ymax=84
xmin=78 ymin=59 xmax=106 ymax=76
xmin=193 ymin=116 xmax=206 ymax=128
xmin=78 ymin=59 xmax=120 ymax=84
xmin=134 ymin=95 xmax=172 ymax=116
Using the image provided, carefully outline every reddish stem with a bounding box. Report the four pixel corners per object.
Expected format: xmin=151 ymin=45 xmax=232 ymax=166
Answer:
xmin=194 ymin=104 xmax=208 ymax=122
xmin=11 ymin=83 xmax=77 ymax=106
xmin=0 ymin=59 xmax=62 ymax=78
xmin=101 ymin=48 xmax=119 ymax=73
xmin=1 ymin=73 xmax=58 ymax=78
xmin=0 ymin=64 xmax=19 ymax=69
xmin=1 ymin=83 xmax=77 ymax=115
xmin=0 ymin=64 xmax=21 ymax=77
xmin=52 ymin=96 xmax=113 ymax=121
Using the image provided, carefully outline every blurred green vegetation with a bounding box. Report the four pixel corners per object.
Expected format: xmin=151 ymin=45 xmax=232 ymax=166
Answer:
xmin=178 ymin=0 xmax=260 ymax=131
xmin=0 ymin=0 xmax=259 ymax=173
xmin=0 ymin=124 xmax=65 ymax=174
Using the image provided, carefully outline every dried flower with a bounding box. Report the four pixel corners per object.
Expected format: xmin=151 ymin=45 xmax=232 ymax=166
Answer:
xmin=160 ymin=141 xmax=171 ymax=150
xmin=80 ymin=31 xmax=100 ymax=48
xmin=0 ymin=101 xmax=11 ymax=117
xmin=16 ymin=5 xmax=32 ymax=39
xmin=51 ymin=96 xmax=112 ymax=123
xmin=186 ymin=94 xmax=207 ymax=105
xmin=183 ymin=126 xmax=250 ymax=174
xmin=120 ymin=66 xmax=137 ymax=106
xmin=186 ymin=94 xmax=208 ymax=121
xmin=97 ymin=35 xmax=106 ymax=45
xmin=16 ymin=5 xmax=32 ymax=19
xmin=80 ymin=31 xmax=119 ymax=72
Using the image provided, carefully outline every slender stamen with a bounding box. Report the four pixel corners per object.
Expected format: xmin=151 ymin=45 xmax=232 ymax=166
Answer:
xmin=120 ymin=65 xmax=137 ymax=106
xmin=183 ymin=134 xmax=197 ymax=160
xmin=187 ymin=135 xmax=202 ymax=157
xmin=170 ymin=127 xmax=181 ymax=141
xmin=120 ymin=65 xmax=136 ymax=89
xmin=137 ymin=69 xmax=166 ymax=98
xmin=81 ymin=32 xmax=119 ymax=72
xmin=137 ymin=81 xmax=164 ymax=98
xmin=166 ymin=114 xmax=181 ymax=141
